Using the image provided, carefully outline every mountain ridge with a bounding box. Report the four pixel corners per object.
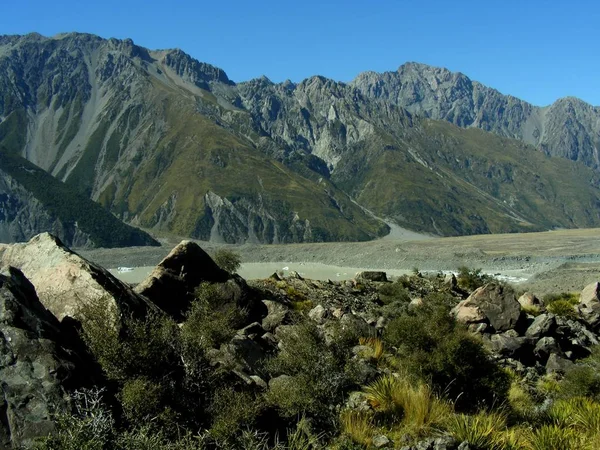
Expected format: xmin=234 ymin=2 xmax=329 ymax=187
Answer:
xmin=1 ymin=32 xmax=600 ymax=242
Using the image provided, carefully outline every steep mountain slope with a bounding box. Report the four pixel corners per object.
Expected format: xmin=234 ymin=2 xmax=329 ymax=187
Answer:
xmin=351 ymin=62 xmax=600 ymax=169
xmin=0 ymin=33 xmax=387 ymax=243
xmin=0 ymin=149 xmax=159 ymax=247
xmin=1 ymin=33 xmax=599 ymax=240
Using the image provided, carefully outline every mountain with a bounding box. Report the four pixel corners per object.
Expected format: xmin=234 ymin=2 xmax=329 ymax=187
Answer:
xmin=351 ymin=62 xmax=600 ymax=169
xmin=0 ymin=32 xmax=599 ymax=241
xmin=0 ymin=149 xmax=159 ymax=247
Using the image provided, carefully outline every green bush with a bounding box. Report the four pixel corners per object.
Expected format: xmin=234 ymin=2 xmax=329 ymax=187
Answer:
xmin=120 ymin=378 xmax=164 ymax=425
xmin=208 ymin=387 xmax=262 ymax=444
xmin=384 ymin=299 xmax=509 ymax=411
xmin=560 ymin=347 xmax=600 ymax=401
xmin=78 ymin=301 xmax=180 ymax=383
xmin=266 ymin=321 xmax=359 ymax=428
xmin=182 ymin=283 xmax=248 ymax=352
xmin=378 ymin=281 xmax=411 ymax=305
xmin=456 ymin=266 xmax=492 ymax=291
xmin=212 ymin=248 xmax=241 ymax=273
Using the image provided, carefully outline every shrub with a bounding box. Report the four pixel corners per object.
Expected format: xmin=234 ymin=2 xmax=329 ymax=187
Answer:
xmin=183 ymin=283 xmax=247 ymax=351
xmin=384 ymin=300 xmax=509 ymax=412
xmin=456 ymin=266 xmax=492 ymax=291
xmin=35 ymin=388 xmax=115 ymax=450
xmin=79 ymin=302 xmax=180 ymax=383
xmin=120 ymin=377 xmax=164 ymax=425
xmin=377 ymin=282 xmax=411 ymax=305
xmin=266 ymin=321 xmax=359 ymax=429
xmin=208 ymin=387 xmax=262 ymax=444
xmin=212 ymin=248 xmax=241 ymax=274
xmin=560 ymin=346 xmax=600 ymax=401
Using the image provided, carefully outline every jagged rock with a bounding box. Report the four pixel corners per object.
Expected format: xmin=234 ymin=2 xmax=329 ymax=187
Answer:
xmin=490 ymin=333 xmax=535 ymax=364
xmin=345 ymin=391 xmax=371 ymax=412
xmin=238 ymin=322 xmax=264 ymax=337
xmin=261 ymin=300 xmax=291 ymax=332
xmin=135 ymin=240 xmax=228 ymax=317
xmin=452 ymin=283 xmax=522 ymax=332
xmin=578 ymin=282 xmax=600 ymax=328
xmin=356 ymin=271 xmax=388 ymax=282
xmin=525 ymin=314 xmax=557 ymax=339
xmin=444 ymin=273 xmax=457 ymax=288
xmin=135 ymin=240 xmax=261 ymax=321
xmin=546 ymin=353 xmax=574 ymax=375
xmin=519 ymin=292 xmax=542 ymax=308
xmin=308 ymin=304 xmax=328 ymax=323
xmin=339 ymin=313 xmax=372 ymax=337
xmin=0 ymin=233 xmax=152 ymax=323
xmin=220 ymin=334 xmax=266 ymax=375
xmin=0 ymin=267 xmax=84 ymax=448
xmin=534 ymin=337 xmax=561 ymax=363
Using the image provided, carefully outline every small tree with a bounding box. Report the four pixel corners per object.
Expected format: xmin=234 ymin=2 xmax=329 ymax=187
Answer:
xmin=212 ymin=248 xmax=241 ymax=274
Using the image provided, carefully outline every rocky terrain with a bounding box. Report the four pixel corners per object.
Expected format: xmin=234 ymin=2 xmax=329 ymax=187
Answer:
xmin=2 ymin=33 xmax=600 ymax=243
xmin=3 ymin=232 xmax=600 ymax=448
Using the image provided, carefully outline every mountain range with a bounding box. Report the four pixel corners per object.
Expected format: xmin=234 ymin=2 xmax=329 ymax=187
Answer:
xmin=1 ymin=32 xmax=599 ymax=245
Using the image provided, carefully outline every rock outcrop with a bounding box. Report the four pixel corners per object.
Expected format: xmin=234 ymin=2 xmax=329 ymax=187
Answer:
xmin=0 ymin=267 xmax=80 ymax=448
xmin=135 ymin=240 xmax=257 ymax=320
xmin=0 ymin=233 xmax=154 ymax=324
xmin=578 ymin=282 xmax=600 ymax=329
xmin=452 ymin=283 xmax=523 ymax=332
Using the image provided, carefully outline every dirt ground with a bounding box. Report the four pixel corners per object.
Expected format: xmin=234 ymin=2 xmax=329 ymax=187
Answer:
xmin=79 ymin=228 xmax=600 ymax=296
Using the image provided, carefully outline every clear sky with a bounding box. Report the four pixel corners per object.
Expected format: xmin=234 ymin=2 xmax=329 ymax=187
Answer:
xmin=3 ymin=0 xmax=599 ymax=106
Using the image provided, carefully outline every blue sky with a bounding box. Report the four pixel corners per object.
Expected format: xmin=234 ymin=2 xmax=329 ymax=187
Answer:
xmin=3 ymin=0 xmax=599 ymax=106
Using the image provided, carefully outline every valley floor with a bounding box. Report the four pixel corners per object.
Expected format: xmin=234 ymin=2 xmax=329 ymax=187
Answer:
xmin=79 ymin=227 xmax=600 ymax=295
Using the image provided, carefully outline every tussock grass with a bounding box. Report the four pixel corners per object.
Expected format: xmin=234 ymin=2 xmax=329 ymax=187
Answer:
xmin=444 ymin=411 xmax=508 ymax=449
xmin=340 ymin=410 xmax=373 ymax=447
xmin=358 ymin=337 xmax=384 ymax=361
xmin=522 ymin=424 xmax=582 ymax=450
xmin=363 ymin=374 xmax=451 ymax=437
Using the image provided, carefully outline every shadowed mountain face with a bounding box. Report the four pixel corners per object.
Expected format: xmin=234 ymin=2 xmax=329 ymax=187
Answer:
xmin=0 ymin=33 xmax=599 ymax=241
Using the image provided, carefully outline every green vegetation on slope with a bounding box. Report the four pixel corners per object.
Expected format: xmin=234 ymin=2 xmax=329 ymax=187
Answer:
xmin=0 ymin=148 xmax=159 ymax=247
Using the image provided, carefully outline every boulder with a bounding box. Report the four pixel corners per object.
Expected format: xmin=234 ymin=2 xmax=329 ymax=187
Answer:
xmin=261 ymin=300 xmax=291 ymax=332
xmin=452 ymin=283 xmax=522 ymax=332
xmin=578 ymin=282 xmax=600 ymax=328
xmin=0 ymin=233 xmax=152 ymax=323
xmin=490 ymin=333 xmax=535 ymax=364
xmin=355 ymin=271 xmax=388 ymax=282
xmin=0 ymin=267 xmax=83 ymax=448
xmin=135 ymin=240 xmax=228 ymax=318
xmin=518 ymin=292 xmax=542 ymax=308
xmin=525 ymin=314 xmax=557 ymax=339
xmin=308 ymin=304 xmax=328 ymax=323
xmin=546 ymin=353 xmax=574 ymax=375
xmin=534 ymin=337 xmax=561 ymax=364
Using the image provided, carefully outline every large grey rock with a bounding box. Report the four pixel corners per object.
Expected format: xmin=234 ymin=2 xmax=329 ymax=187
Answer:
xmin=355 ymin=271 xmax=388 ymax=282
xmin=452 ymin=283 xmax=522 ymax=332
xmin=135 ymin=241 xmax=260 ymax=321
xmin=519 ymin=292 xmax=542 ymax=308
xmin=546 ymin=353 xmax=574 ymax=375
xmin=578 ymin=282 xmax=600 ymax=328
xmin=0 ymin=267 xmax=81 ymax=448
xmin=0 ymin=233 xmax=152 ymax=324
xmin=534 ymin=337 xmax=561 ymax=363
xmin=261 ymin=300 xmax=291 ymax=331
xmin=525 ymin=314 xmax=557 ymax=339
xmin=490 ymin=333 xmax=535 ymax=364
